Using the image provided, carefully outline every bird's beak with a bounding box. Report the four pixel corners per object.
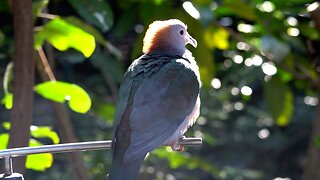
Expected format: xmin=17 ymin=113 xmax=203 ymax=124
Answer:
xmin=186 ymin=32 xmax=197 ymax=48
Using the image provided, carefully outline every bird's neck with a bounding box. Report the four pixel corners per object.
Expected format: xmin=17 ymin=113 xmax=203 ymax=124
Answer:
xmin=147 ymin=48 xmax=187 ymax=57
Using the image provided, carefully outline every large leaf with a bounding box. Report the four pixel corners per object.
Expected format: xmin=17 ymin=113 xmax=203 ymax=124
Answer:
xmin=34 ymin=81 xmax=91 ymax=113
xmin=68 ymin=0 xmax=113 ymax=32
xmin=26 ymin=139 xmax=53 ymax=171
xmin=34 ymin=17 xmax=95 ymax=58
xmin=264 ymin=76 xmax=294 ymax=126
xmin=63 ymin=16 xmax=122 ymax=59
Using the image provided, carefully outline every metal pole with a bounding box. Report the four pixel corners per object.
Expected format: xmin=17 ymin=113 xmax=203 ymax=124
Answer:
xmin=0 ymin=137 xmax=202 ymax=159
xmin=4 ymin=156 xmax=13 ymax=176
xmin=0 ymin=137 xmax=201 ymax=178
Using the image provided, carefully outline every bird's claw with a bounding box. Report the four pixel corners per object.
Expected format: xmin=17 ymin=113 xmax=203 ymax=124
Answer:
xmin=170 ymin=136 xmax=186 ymax=151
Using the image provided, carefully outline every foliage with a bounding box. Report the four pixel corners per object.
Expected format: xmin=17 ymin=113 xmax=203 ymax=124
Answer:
xmin=0 ymin=123 xmax=60 ymax=171
xmin=34 ymin=17 xmax=96 ymax=58
xmin=0 ymin=0 xmax=319 ymax=179
xmin=34 ymin=81 xmax=92 ymax=113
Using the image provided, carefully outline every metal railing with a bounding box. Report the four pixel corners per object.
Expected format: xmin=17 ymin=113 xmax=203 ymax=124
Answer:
xmin=0 ymin=137 xmax=202 ymax=179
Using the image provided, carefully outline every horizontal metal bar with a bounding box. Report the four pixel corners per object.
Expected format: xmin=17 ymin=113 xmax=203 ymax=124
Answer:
xmin=0 ymin=137 xmax=202 ymax=159
xmin=0 ymin=141 xmax=112 ymax=158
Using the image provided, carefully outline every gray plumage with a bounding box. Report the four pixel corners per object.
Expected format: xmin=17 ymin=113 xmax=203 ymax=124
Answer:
xmin=108 ymin=19 xmax=200 ymax=180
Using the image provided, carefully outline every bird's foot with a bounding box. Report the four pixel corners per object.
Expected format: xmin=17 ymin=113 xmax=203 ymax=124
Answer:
xmin=170 ymin=136 xmax=186 ymax=151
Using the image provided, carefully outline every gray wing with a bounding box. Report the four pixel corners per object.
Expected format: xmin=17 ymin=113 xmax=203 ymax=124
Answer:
xmin=124 ymin=59 xmax=199 ymax=162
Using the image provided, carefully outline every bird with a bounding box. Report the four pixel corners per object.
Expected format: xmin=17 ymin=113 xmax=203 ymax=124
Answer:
xmin=108 ymin=19 xmax=201 ymax=180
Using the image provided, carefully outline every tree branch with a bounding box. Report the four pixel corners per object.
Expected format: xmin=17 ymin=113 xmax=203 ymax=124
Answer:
xmin=8 ymin=0 xmax=34 ymax=174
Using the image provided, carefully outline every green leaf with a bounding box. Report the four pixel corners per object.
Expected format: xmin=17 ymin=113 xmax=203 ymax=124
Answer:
xmin=30 ymin=126 xmax=60 ymax=144
xmin=62 ymin=16 xmax=122 ymax=59
xmin=2 ymin=122 xmax=10 ymax=130
xmin=264 ymin=76 xmax=294 ymax=126
xmin=204 ymin=26 xmax=229 ymax=50
xmin=26 ymin=139 xmax=53 ymax=171
xmin=2 ymin=123 xmax=60 ymax=144
xmin=68 ymin=0 xmax=113 ymax=32
xmin=2 ymin=93 xmax=13 ymax=109
xmin=32 ymin=0 xmax=49 ymax=20
xmin=0 ymin=133 xmax=9 ymax=149
xmin=34 ymin=17 xmax=95 ymax=58
xmin=63 ymin=16 xmax=106 ymax=46
xmin=34 ymin=81 xmax=91 ymax=113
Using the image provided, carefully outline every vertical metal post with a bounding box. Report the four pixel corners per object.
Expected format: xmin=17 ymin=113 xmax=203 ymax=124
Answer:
xmin=4 ymin=155 xmax=13 ymax=176
xmin=1 ymin=155 xmax=24 ymax=179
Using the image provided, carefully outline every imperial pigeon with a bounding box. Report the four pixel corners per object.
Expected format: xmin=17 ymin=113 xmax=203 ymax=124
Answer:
xmin=109 ymin=19 xmax=201 ymax=180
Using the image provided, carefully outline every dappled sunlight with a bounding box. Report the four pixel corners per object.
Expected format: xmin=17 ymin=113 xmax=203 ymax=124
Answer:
xmin=231 ymin=87 xmax=240 ymax=96
xmin=211 ymin=78 xmax=221 ymax=89
xmin=244 ymin=58 xmax=253 ymax=67
xmin=261 ymin=62 xmax=277 ymax=76
xmin=237 ymin=23 xmax=254 ymax=33
xmin=287 ymin=27 xmax=300 ymax=37
xmin=240 ymin=86 xmax=253 ymax=96
xmin=232 ymin=54 xmax=243 ymax=64
xmin=258 ymin=129 xmax=270 ymax=139
xmin=234 ymin=102 xmax=244 ymax=111
xmin=304 ymin=96 xmax=318 ymax=106
xmin=236 ymin=42 xmax=250 ymax=51
xmin=182 ymin=1 xmax=200 ymax=20
xmin=252 ymin=55 xmax=263 ymax=66
xmin=307 ymin=2 xmax=320 ymax=12
xmin=286 ymin=17 xmax=298 ymax=26
xmin=257 ymin=1 xmax=275 ymax=13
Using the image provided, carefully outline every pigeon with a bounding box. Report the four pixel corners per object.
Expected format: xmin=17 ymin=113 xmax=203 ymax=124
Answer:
xmin=109 ymin=19 xmax=201 ymax=180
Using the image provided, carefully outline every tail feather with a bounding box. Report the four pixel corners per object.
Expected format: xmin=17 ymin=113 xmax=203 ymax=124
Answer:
xmin=108 ymin=153 xmax=146 ymax=180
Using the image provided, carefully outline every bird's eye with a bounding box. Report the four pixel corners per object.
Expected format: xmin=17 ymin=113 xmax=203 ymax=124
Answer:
xmin=179 ymin=30 xmax=184 ymax=35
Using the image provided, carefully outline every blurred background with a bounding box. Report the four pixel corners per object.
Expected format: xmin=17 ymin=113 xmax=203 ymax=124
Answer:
xmin=0 ymin=0 xmax=320 ymax=179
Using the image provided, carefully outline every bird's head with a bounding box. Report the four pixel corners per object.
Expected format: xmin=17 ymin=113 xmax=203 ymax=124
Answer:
xmin=142 ymin=19 xmax=197 ymax=55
